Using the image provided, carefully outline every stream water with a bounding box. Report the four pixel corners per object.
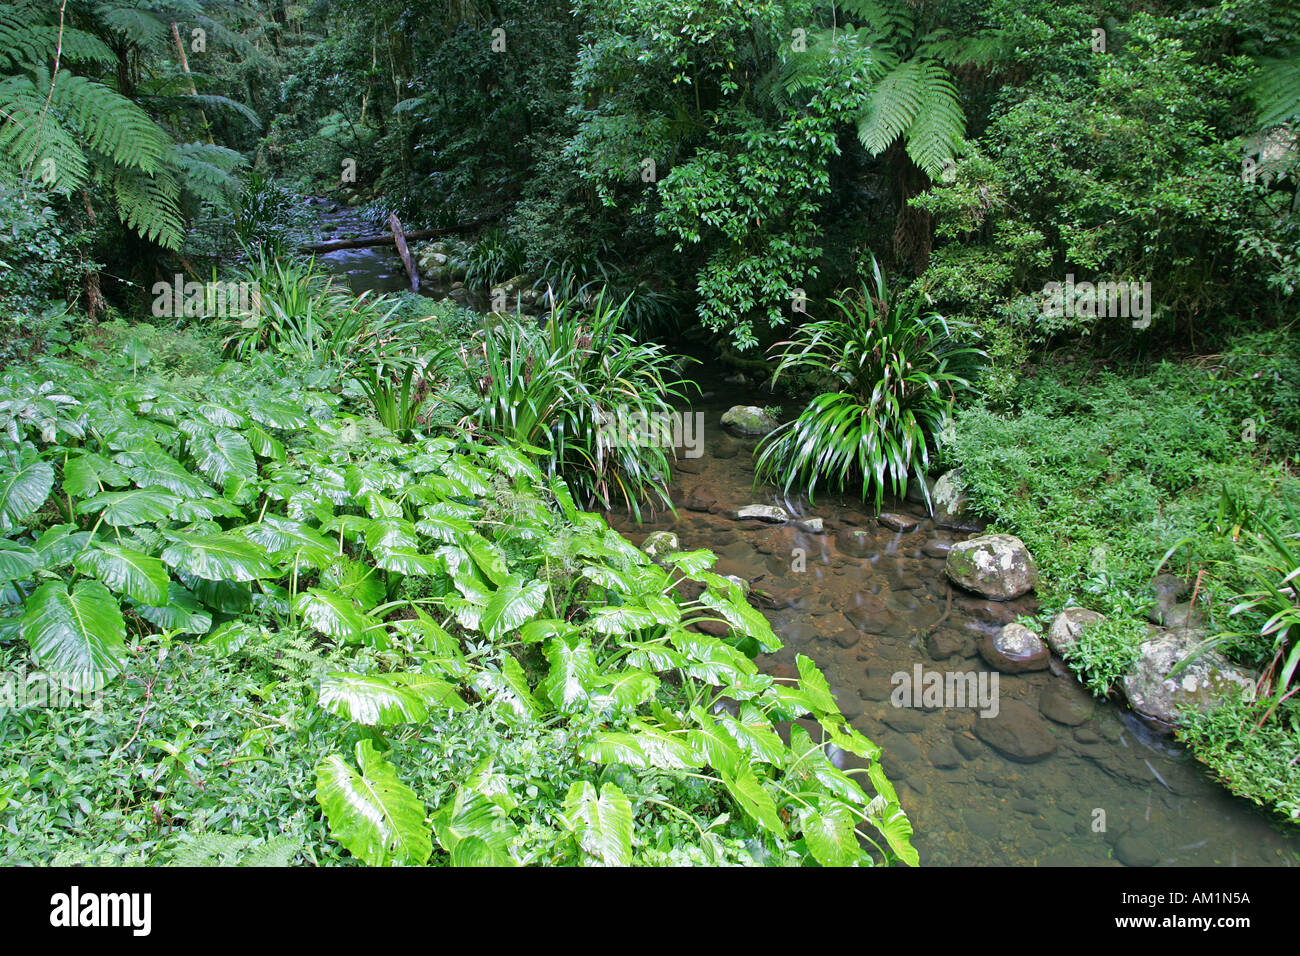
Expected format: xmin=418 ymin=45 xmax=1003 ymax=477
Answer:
xmin=313 ymin=203 xmax=1299 ymax=867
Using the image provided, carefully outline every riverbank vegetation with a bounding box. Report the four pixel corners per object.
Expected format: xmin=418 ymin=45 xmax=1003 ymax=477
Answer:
xmin=1 ymin=0 xmax=1298 ymax=862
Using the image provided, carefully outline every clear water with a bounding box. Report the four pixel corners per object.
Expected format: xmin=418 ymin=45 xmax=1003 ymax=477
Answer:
xmin=604 ymin=373 xmax=1299 ymax=866
xmin=314 ymin=218 xmax=1298 ymax=867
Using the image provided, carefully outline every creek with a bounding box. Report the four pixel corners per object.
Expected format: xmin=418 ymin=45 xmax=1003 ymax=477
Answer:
xmin=313 ymin=207 xmax=1298 ymax=867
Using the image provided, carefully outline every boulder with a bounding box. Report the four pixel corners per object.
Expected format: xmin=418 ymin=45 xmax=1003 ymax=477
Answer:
xmin=979 ymin=622 xmax=1050 ymax=673
xmin=1046 ymin=607 xmax=1105 ymax=656
xmin=878 ymin=513 xmax=919 ymax=532
xmin=932 ymin=470 xmax=979 ymax=530
xmin=973 ymin=699 xmax=1059 ymax=763
xmin=641 ymin=531 xmax=679 ymax=558
xmin=720 ymin=405 xmax=779 ymax=437
xmin=1038 ymin=680 xmax=1095 ymax=726
xmin=1121 ymin=631 xmax=1256 ymax=726
xmin=944 ymin=534 xmax=1039 ymax=600
xmin=836 ymin=526 xmax=876 ymax=557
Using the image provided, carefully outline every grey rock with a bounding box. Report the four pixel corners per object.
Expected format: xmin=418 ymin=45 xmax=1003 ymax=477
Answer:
xmin=973 ymin=699 xmax=1059 ymax=763
xmin=979 ymin=622 xmax=1050 ymax=673
xmin=1122 ymin=630 xmax=1255 ymax=725
xmin=735 ymin=504 xmax=790 ymax=524
xmin=1047 ymin=607 xmax=1106 ymax=656
xmin=945 ymin=533 xmax=1039 ymax=601
xmin=1039 ymin=680 xmax=1096 ymax=726
xmin=720 ymin=405 xmax=779 ymax=437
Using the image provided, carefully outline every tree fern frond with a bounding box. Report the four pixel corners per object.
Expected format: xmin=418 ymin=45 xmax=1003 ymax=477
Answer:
xmin=922 ymin=28 xmax=1014 ymax=69
xmin=0 ymin=7 xmax=114 ymax=70
xmin=172 ymin=139 xmax=245 ymax=206
xmin=0 ymin=74 xmax=91 ymax=191
xmin=1254 ymin=54 xmax=1300 ymax=128
xmin=903 ymin=60 xmax=965 ymax=177
xmin=165 ymin=92 xmax=263 ymax=130
xmin=837 ymin=0 xmax=915 ymax=45
xmin=856 ymin=58 xmax=924 ymax=156
xmin=44 ymin=68 xmax=172 ymax=172
xmin=110 ymin=162 xmax=184 ymax=248
xmin=93 ymin=1 xmax=172 ymax=47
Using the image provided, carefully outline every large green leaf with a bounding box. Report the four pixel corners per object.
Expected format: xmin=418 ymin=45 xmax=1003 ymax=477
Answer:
xmin=316 ymin=740 xmax=432 ymax=867
xmin=799 ymin=803 xmax=862 ymax=867
xmin=865 ymin=764 xmax=919 ymax=866
xmin=77 ymin=486 xmax=180 ymax=527
xmin=134 ymin=581 xmax=212 ymax=634
xmin=189 ymin=428 xmax=256 ymax=487
xmin=564 ymin=781 xmax=634 ymax=867
xmin=318 ymin=671 xmax=466 ymax=725
xmin=0 ymin=458 xmax=54 ymax=528
xmin=241 ymin=515 xmax=335 ymax=568
xmin=480 ymin=578 xmax=548 ymax=640
xmin=721 ymin=762 xmax=786 ymax=837
xmin=294 ymin=589 xmax=382 ymax=645
xmin=62 ymin=452 xmax=128 ymax=498
xmin=0 ymin=540 xmax=40 ymax=581
xmin=74 ymin=542 xmax=169 ymax=605
xmin=20 ymin=580 xmax=126 ymax=688
xmin=539 ymin=638 xmax=596 ymax=713
xmin=161 ymin=533 xmax=273 ymax=581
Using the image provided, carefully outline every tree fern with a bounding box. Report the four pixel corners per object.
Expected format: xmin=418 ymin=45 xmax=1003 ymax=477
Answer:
xmin=0 ymin=6 xmax=113 ymax=70
xmin=899 ymin=60 xmax=965 ymax=178
xmin=1253 ymin=55 xmax=1300 ymax=128
xmin=111 ymin=163 xmax=185 ymax=248
xmin=856 ymin=58 xmax=925 ymax=155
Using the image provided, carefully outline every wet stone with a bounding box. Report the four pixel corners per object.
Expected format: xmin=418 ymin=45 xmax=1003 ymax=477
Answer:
xmin=1039 ymin=680 xmax=1096 ymax=726
xmin=882 ymin=708 xmax=929 ymax=735
xmin=953 ymin=733 xmax=984 ymax=760
xmin=1115 ymin=832 xmax=1161 ymax=868
xmin=972 ymin=699 xmax=1059 ymax=763
xmin=930 ymin=744 xmax=962 ymax=769
xmin=878 ymin=513 xmax=919 ymax=532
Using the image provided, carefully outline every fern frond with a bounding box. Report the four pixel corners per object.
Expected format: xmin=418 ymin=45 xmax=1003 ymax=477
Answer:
xmin=837 ymin=0 xmax=915 ymax=45
xmin=0 ymin=73 xmax=91 ymax=190
xmin=922 ymin=28 xmax=1013 ymax=69
xmin=44 ymin=68 xmax=171 ymax=172
xmin=903 ymin=60 xmax=965 ymax=177
xmin=110 ymin=162 xmax=184 ymax=248
xmin=172 ymin=140 xmax=245 ymax=206
xmin=93 ymin=1 xmax=171 ymax=47
xmin=856 ymin=58 xmax=924 ymax=156
xmin=1254 ymin=54 xmax=1300 ymax=128
xmin=0 ymin=7 xmax=114 ymax=70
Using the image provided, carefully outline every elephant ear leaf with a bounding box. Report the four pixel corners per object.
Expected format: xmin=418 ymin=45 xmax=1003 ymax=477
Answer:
xmin=563 ymin=781 xmax=634 ymax=867
xmin=20 ymin=580 xmax=126 ymax=689
xmin=0 ymin=457 xmax=53 ymax=530
xmin=315 ymin=740 xmax=432 ymax=867
xmin=74 ymin=543 xmax=169 ymax=605
xmin=799 ymin=803 xmax=862 ymax=867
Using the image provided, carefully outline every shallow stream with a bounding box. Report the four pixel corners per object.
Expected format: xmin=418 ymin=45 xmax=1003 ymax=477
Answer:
xmin=314 ymin=210 xmax=1298 ymax=866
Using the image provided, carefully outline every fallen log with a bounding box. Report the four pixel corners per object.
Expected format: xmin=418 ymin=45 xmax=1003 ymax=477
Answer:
xmin=300 ymin=224 xmax=475 ymax=253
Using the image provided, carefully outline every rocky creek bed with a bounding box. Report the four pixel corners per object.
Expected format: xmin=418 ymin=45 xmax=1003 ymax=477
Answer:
xmin=605 ymin=369 xmax=1300 ymax=866
xmin=313 ymin=233 xmax=1298 ymax=867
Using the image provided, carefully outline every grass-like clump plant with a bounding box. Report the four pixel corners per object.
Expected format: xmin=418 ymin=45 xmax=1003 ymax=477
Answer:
xmin=755 ymin=257 xmax=983 ymax=509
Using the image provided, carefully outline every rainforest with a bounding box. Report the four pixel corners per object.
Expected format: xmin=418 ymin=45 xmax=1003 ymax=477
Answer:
xmin=0 ymin=0 xmax=1297 ymax=871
